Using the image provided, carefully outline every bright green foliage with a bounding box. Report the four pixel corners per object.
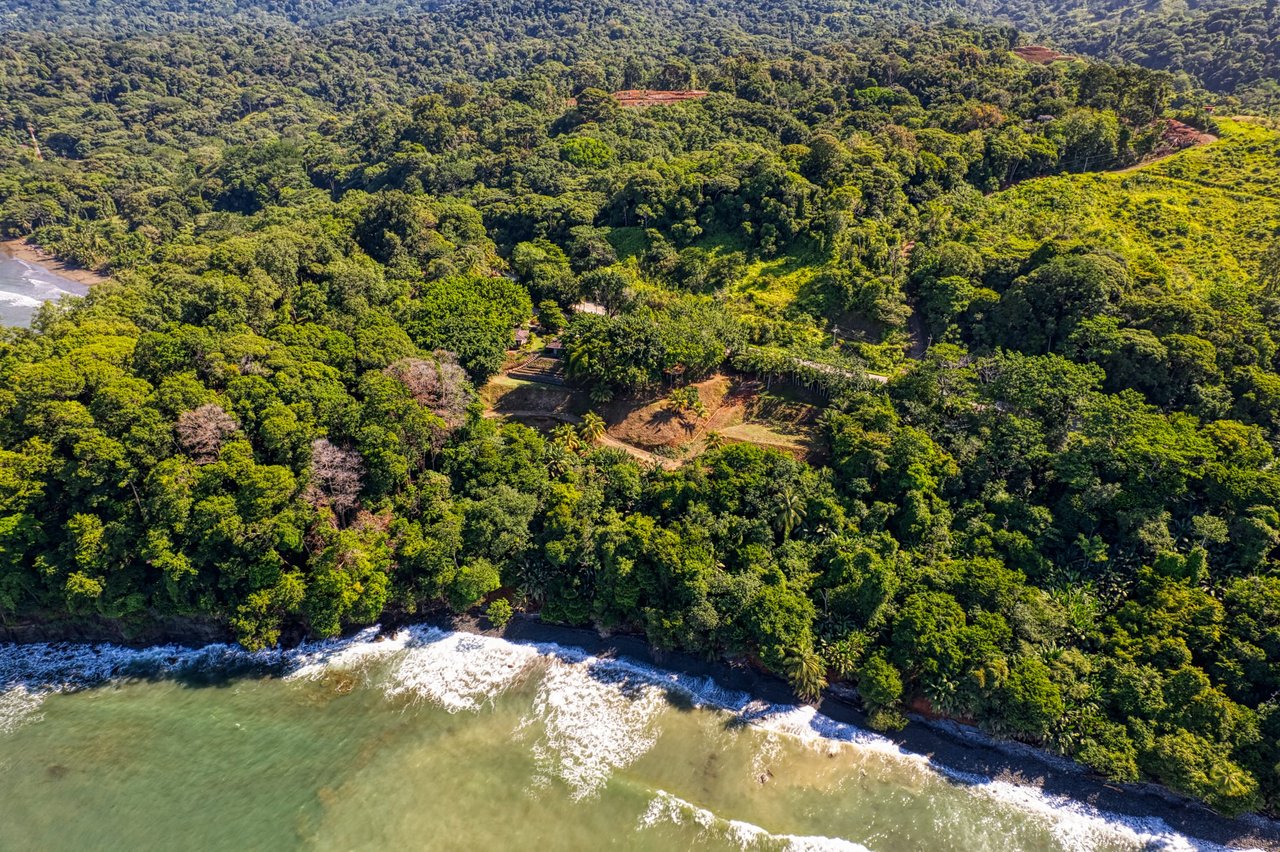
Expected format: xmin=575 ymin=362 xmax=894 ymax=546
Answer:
xmin=404 ymin=277 xmax=531 ymax=380
xmin=486 ymin=598 xmax=514 ymax=629
xmin=999 ymin=656 xmax=1065 ymax=739
xmin=448 ymin=559 xmax=503 ymax=613
xmin=970 ymin=121 xmax=1280 ymax=299
xmin=0 ymin=0 xmax=1278 ymax=817
xmin=859 ymin=651 xmax=907 ymax=731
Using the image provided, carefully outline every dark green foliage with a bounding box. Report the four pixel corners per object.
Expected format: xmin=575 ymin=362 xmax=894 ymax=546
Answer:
xmin=403 ymin=277 xmax=531 ymax=380
xmin=0 ymin=0 xmax=1277 ymax=817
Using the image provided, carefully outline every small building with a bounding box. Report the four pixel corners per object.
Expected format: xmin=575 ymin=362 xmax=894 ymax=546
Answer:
xmin=544 ymin=338 xmax=565 ymax=358
xmin=513 ymin=328 xmax=531 ymax=346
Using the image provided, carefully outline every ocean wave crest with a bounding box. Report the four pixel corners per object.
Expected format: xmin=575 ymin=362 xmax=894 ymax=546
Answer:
xmin=0 ymin=289 xmax=43 ymax=308
xmin=640 ymin=789 xmax=872 ymax=851
xmin=0 ymin=626 xmax=1257 ymax=851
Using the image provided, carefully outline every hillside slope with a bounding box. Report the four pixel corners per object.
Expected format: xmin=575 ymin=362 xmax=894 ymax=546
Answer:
xmin=969 ymin=118 xmax=1280 ymax=294
xmin=1 ymin=0 xmax=1275 ymax=107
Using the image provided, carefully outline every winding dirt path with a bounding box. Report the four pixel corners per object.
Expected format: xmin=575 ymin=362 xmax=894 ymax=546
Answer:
xmin=483 ymin=408 xmax=681 ymax=469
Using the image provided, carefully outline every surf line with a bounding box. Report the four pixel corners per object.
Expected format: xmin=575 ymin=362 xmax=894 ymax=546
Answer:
xmin=1 ymin=624 xmax=1262 ymax=851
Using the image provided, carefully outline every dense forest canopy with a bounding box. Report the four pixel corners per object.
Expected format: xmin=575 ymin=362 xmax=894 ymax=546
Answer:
xmin=2 ymin=0 xmax=1277 ymax=105
xmin=2 ymin=0 xmax=1280 ymax=819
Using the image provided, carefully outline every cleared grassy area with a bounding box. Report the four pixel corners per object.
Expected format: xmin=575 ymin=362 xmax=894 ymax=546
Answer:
xmin=686 ymin=232 xmax=828 ymax=315
xmin=729 ymin=248 xmax=824 ymax=313
xmin=480 ymin=375 xmax=580 ymax=416
xmin=970 ymin=118 xmax=1280 ymax=295
xmin=719 ymin=422 xmax=811 ymax=454
xmin=606 ymin=227 xmax=829 ymax=315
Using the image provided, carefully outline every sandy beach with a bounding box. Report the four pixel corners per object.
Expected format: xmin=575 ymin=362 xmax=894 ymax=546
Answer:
xmin=1 ymin=238 xmax=110 ymax=287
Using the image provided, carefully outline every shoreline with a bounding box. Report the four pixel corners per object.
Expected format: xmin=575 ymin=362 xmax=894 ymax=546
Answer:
xmin=5 ymin=611 xmax=1278 ymax=849
xmin=1 ymin=238 xmax=110 ymax=287
xmin=457 ymin=615 xmax=1280 ymax=851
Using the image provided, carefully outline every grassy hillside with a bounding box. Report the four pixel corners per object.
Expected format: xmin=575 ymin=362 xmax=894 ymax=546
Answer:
xmin=969 ymin=118 xmax=1280 ymax=294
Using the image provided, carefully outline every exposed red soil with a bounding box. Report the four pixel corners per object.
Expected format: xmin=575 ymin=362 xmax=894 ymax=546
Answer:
xmin=612 ymin=89 xmax=709 ymax=107
xmin=1153 ymin=118 xmax=1217 ymax=157
xmin=1113 ymin=119 xmax=1219 ymax=173
xmin=1011 ymin=45 xmax=1072 ymax=65
xmin=908 ymin=695 xmax=976 ymax=726
xmin=601 ymin=374 xmax=818 ymax=459
xmin=568 ymin=89 xmax=710 ymax=108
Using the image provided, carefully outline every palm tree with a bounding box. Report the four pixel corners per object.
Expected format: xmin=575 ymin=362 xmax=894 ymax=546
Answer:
xmin=552 ymin=422 xmax=582 ymax=453
xmin=665 ymin=386 xmax=691 ymax=412
xmin=776 ymin=485 xmax=807 ymax=538
xmin=705 ymin=431 xmax=725 ymax=451
xmin=1207 ymin=759 xmax=1259 ymax=807
xmin=667 ymin=386 xmax=707 ymax=425
xmin=580 ymin=411 xmax=606 ymax=444
xmin=545 ymin=443 xmax=574 ymax=476
xmin=566 ymin=344 xmax=591 ymax=379
xmin=783 ymin=647 xmax=827 ymax=703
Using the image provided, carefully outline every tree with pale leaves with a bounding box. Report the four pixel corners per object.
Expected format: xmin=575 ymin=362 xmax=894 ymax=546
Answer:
xmin=385 ymin=352 xmax=471 ymax=436
xmin=307 ymin=438 xmax=365 ymax=514
xmin=175 ymin=404 xmax=238 ymax=464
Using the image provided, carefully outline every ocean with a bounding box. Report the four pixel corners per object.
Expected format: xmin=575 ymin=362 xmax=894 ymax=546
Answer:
xmin=0 ymin=247 xmax=89 ymax=326
xmin=0 ymin=625 xmax=1248 ymax=851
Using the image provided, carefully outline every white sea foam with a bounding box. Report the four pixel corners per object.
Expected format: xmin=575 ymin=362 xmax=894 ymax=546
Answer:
xmin=384 ymin=628 xmax=541 ymax=712
xmin=640 ymin=789 xmax=872 ymax=851
xmin=284 ymin=625 xmax=411 ymax=682
xmin=0 ymin=684 xmax=45 ymax=734
xmin=733 ymin=704 xmax=1242 ymax=851
xmin=0 ymin=254 xmax=87 ymax=327
xmin=0 ymin=638 xmax=274 ymax=733
xmin=0 ymin=626 xmax=1265 ymax=851
xmin=0 ymin=289 xmax=42 ymax=307
xmin=936 ymin=769 xmax=1235 ymax=852
xmin=15 ymin=258 xmax=78 ymax=290
xmin=518 ymin=651 xmax=671 ymax=800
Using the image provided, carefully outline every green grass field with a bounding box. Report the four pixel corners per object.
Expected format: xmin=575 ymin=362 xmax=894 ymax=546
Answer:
xmin=969 ymin=118 xmax=1280 ymax=294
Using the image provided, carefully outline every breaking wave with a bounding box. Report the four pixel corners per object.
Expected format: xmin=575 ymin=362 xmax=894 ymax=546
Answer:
xmin=0 ymin=255 xmax=89 ymax=325
xmin=640 ymin=790 xmax=872 ymax=851
xmin=0 ymin=625 xmax=1256 ymax=851
xmin=0 ymin=289 xmax=43 ymax=307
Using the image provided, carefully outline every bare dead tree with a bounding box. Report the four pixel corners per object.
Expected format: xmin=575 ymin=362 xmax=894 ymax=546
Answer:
xmin=307 ymin=438 xmax=365 ymax=514
xmin=385 ymin=352 xmax=471 ymax=449
xmin=175 ymin=404 xmax=239 ymax=464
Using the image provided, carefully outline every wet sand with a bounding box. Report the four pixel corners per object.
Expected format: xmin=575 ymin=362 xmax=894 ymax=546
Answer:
xmin=1 ymin=238 xmax=110 ymax=287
